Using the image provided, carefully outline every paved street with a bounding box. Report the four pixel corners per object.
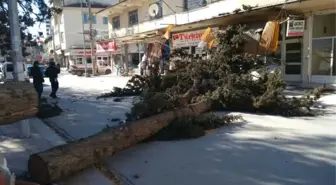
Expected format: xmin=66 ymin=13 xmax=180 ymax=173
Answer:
xmin=50 ymin=72 xmax=336 ymax=185
xmin=1 ymin=71 xmax=335 ymax=185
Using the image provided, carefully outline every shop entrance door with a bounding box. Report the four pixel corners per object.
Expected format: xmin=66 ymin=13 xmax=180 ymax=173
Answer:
xmin=283 ymin=40 xmax=302 ymax=82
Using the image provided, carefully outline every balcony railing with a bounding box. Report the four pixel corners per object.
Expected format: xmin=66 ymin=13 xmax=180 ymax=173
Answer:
xmin=108 ymin=0 xmax=239 ymax=39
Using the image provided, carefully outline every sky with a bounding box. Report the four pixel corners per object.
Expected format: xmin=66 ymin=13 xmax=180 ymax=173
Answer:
xmin=26 ymin=1 xmax=49 ymax=38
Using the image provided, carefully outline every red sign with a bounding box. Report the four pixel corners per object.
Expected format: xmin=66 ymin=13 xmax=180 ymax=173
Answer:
xmin=172 ymin=33 xmax=202 ymax=41
xmin=96 ymin=41 xmax=117 ymax=53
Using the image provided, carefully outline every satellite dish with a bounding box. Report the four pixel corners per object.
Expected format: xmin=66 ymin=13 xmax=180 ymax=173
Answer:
xmin=148 ymin=2 xmax=160 ymax=18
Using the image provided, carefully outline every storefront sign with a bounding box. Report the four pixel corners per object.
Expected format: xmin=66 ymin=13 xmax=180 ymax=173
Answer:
xmin=286 ymin=19 xmax=305 ymax=37
xmin=96 ymin=41 xmax=117 ymax=53
xmin=172 ymin=28 xmax=218 ymax=48
xmin=68 ymin=49 xmax=96 ymax=56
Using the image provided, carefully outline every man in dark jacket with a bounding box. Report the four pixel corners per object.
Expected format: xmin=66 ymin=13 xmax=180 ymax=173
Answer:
xmin=31 ymin=61 xmax=44 ymax=99
xmin=45 ymin=61 xmax=60 ymax=98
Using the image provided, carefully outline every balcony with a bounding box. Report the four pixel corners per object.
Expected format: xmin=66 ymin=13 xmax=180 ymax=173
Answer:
xmin=97 ymin=0 xmax=149 ymax=17
xmin=108 ymin=0 xmax=240 ymax=39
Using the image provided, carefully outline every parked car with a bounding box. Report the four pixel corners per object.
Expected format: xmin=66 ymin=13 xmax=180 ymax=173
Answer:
xmin=27 ymin=64 xmax=47 ymax=77
xmin=0 ymin=62 xmax=30 ymax=82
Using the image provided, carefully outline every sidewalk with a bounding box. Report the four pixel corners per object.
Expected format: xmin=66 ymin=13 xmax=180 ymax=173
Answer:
xmin=0 ymin=117 xmax=66 ymax=176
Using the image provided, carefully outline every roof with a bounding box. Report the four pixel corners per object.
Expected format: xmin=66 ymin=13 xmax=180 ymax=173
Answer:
xmin=62 ymin=3 xmax=109 ymax=9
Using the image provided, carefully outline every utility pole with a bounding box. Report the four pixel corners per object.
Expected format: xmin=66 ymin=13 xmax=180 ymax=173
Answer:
xmin=7 ymin=0 xmax=30 ymax=137
xmin=51 ymin=27 xmax=57 ymax=62
xmin=88 ymin=0 xmax=96 ymax=76
xmin=80 ymin=0 xmax=88 ymax=76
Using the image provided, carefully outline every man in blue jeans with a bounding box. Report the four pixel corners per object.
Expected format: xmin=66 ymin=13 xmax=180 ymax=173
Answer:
xmin=45 ymin=61 xmax=60 ymax=99
xmin=31 ymin=61 xmax=44 ymax=99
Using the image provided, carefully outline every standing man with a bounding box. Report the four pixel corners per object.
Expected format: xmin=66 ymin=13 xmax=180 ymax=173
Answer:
xmin=45 ymin=61 xmax=60 ymax=98
xmin=31 ymin=61 xmax=44 ymax=99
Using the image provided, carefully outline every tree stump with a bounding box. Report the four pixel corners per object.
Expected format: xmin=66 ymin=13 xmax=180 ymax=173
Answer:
xmin=0 ymin=82 xmax=38 ymax=125
xmin=28 ymin=101 xmax=212 ymax=184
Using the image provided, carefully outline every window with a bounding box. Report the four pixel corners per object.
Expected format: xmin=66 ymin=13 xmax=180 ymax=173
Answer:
xmin=128 ymin=10 xmax=138 ymax=26
xmin=103 ymin=17 xmax=108 ymax=24
xmin=312 ymin=38 xmax=333 ymax=75
xmin=76 ymin=58 xmax=83 ymax=64
xmin=83 ymin=13 xmax=96 ymax=24
xmin=6 ymin=64 xmax=14 ymax=72
xmin=184 ymin=0 xmax=207 ymax=11
xmin=91 ymin=16 xmax=97 ymax=24
xmin=112 ymin=16 xmax=120 ymax=30
xmin=83 ymin=13 xmax=89 ymax=23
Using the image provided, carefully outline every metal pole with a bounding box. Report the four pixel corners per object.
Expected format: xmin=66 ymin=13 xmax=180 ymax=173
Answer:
xmin=80 ymin=0 xmax=88 ymax=76
xmin=51 ymin=27 xmax=57 ymax=62
xmin=7 ymin=0 xmax=30 ymax=137
xmin=88 ymin=0 xmax=96 ymax=76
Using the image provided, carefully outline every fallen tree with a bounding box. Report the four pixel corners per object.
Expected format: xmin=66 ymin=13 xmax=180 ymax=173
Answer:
xmin=28 ymin=101 xmax=212 ymax=184
xmin=0 ymin=82 xmax=39 ymax=125
xmin=101 ymin=25 xmax=323 ymax=119
xmin=29 ymin=24 xmax=325 ymax=184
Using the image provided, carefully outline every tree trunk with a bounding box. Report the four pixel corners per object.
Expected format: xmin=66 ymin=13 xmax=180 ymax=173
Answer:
xmin=28 ymin=101 xmax=212 ymax=184
xmin=0 ymin=82 xmax=39 ymax=125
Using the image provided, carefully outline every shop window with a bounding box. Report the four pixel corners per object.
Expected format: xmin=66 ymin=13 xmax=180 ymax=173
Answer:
xmin=130 ymin=53 xmax=140 ymax=66
xmin=112 ymin=16 xmax=120 ymax=30
xmin=128 ymin=10 xmax=138 ymax=26
xmin=76 ymin=58 xmax=83 ymax=64
xmin=86 ymin=58 xmax=92 ymax=64
xmin=333 ymin=38 xmax=336 ymax=76
xmin=312 ymin=38 xmax=333 ymax=75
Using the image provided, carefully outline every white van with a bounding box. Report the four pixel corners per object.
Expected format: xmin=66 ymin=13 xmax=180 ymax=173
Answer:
xmin=0 ymin=62 xmax=30 ymax=82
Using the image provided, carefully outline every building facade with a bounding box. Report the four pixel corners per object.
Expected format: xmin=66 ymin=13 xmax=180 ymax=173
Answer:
xmin=96 ymin=0 xmax=335 ymax=86
xmin=50 ymin=0 xmax=118 ymax=67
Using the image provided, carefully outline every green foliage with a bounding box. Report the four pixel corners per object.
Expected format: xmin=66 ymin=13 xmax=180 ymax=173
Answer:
xmin=0 ymin=0 xmax=50 ymax=56
xmin=149 ymin=114 xmax=242 ymax=141
xmin=125 ymin=92 xmax=179 ymax=121
xmin=102 ymin=24 xmax=324 ymax=121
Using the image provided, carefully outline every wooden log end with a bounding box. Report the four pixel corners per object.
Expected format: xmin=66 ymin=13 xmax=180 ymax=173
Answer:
xmin=28 ymin=154 xmax=51 ymax=184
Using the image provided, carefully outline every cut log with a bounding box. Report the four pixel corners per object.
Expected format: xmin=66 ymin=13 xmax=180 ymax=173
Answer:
xmin=0 ymin=82 xmax=39 ymax=125
xmin=28 ymin=101 xmax=212 ymax=184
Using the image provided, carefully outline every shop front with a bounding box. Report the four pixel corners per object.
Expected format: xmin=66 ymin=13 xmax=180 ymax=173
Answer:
xmin=127 ymin=43 xmax=145 ymax=67
xmin=172 ymin=28 xmax=218 ymax=57
xmin=309 ymin=12 xmax=336 ymax=85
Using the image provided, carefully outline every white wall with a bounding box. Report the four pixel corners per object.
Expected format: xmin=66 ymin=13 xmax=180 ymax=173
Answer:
xmin=108 ymin=0 xmax=240 ymax=39
xmin=61 ymin=7 xmax=109 ymax=50
xmin=63 ymin=0 xmax=118 ymax=6
xmin=238 ymin=0 xmax=299 ymax=8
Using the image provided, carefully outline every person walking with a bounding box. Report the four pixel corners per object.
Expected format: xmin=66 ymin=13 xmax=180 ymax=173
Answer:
xmin=45 ymin=61 xmax=60 ymax=99
xmin=31 ymin=61 xmax=44 ymax=99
